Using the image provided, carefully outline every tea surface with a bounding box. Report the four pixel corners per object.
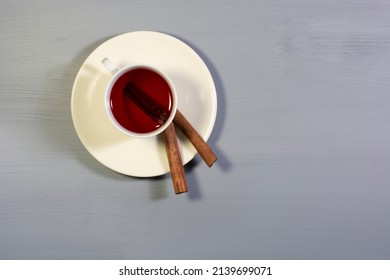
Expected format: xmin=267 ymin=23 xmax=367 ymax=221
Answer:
xmin=110 ymin=68 xmax=173 ymax=133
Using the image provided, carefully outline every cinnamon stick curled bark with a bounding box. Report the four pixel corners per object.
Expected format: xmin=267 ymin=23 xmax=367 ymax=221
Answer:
xmin=124 ymin=83 xmax=168 ymax=125
xmin=124 ymin=82 xmax=217 ymax=167
xmin=173 ymin=110 xmax=217 ymax=167
xmin=163 ymin=123 xmax=188 ymax=194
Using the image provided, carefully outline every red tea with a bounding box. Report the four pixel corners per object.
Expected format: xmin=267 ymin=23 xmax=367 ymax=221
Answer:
xmin=109 ymin=68 xmax=174 ymax=134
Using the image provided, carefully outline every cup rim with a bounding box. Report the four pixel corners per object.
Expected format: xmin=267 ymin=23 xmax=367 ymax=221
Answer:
xmin=105 ymin=65 xmax=177 ymax=138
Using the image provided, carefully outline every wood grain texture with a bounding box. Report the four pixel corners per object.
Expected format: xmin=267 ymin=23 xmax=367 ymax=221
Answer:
xmin=1 ymin=0 xmax=390 ymax=260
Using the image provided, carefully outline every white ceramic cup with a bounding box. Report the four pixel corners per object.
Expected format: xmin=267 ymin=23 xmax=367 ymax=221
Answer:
xmin=101 ymin=58 xmax=177 ymax=138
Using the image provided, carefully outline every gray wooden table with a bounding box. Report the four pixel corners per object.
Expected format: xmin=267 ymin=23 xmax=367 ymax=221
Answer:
xmin=1 ymin=0 xmax=390 ymax=259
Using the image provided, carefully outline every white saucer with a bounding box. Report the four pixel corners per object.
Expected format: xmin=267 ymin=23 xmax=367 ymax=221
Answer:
xmin=71 ymin=31 xmax=217 ymax=177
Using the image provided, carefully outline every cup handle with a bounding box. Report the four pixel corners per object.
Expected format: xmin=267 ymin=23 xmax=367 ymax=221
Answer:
xmin=101 ymin=57 xmax=118 ymax=75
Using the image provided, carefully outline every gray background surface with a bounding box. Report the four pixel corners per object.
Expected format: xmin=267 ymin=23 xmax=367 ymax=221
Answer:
xmin=1 ymin=0 xmax=390 ymax=259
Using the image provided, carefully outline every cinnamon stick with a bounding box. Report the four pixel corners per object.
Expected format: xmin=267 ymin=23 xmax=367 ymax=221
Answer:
xmin=124 ymin=83 xmax=168 ymax=125
xmin=124 ymin=82 xmax=217 ymax=167
xmin=173 ymin=110 xmax=217 ymax=167
xmin=163 ymin=123 xmax=188 ymax=194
